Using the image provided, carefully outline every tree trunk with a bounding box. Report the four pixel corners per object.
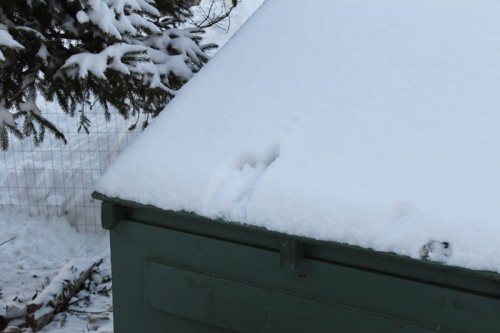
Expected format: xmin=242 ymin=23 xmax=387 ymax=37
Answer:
xmin=0 ymin=305 xmax=25 ymax=331
xmin=26 ymin=258 xmax=103 ymax=331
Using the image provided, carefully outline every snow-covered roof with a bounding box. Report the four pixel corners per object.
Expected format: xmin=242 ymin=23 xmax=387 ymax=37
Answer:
xmin=97 ymin=0 xmax=500 ymax=272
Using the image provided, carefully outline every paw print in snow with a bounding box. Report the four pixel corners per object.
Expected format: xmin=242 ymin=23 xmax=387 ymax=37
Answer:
xmin=419 ymin=240 xmax=452 ymax=263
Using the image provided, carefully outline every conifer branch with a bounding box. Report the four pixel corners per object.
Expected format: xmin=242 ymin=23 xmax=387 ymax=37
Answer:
xmin=0 ymin=0 xmax=231 ymax=149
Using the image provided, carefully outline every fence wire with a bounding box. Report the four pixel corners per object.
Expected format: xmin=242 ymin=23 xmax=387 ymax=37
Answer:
xmin=0 ymin=99 xmax=140 ymax=232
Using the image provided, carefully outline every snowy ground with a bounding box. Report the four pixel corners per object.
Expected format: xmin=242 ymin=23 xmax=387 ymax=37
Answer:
xmin=0 ymin=1 xmax=264 ymax=332
xmin=0 ymin=208 xmax=112 ymax=332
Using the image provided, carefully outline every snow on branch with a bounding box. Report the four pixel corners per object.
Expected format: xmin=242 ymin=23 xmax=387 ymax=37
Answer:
xmin=0 ymin=100 xmax=23 ymax=151
xmin=0 ymin=25 xmax=24 ymax=61
xmin=62 ymin=27 xmax=212 ymax=93
xmin=62 ymin=43 xmax=148 ymax=79
xmin=81 ymin=0 xmax=162 ymax=39
xmin=14 ymin=78 xmax=67 ymax=147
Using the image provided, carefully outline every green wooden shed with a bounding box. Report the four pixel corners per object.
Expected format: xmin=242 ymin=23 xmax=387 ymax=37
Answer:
xmin=93 ymin=193 xmax=500 ymax=332
xmin=94 ymin=0 xmax=500 ymax=331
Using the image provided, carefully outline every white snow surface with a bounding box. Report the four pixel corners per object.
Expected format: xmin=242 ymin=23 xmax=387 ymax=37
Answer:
xmin=98 ymin=0 xmax=500 ymax=272
xmin=0 ymin=208 xmax=112 ymax=332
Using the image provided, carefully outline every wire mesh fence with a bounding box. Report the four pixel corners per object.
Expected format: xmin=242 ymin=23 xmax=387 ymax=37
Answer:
xmin=0 ymin=99 xmax=140 ymax=232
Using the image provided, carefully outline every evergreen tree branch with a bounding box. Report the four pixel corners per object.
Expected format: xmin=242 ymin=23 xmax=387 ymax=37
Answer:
xmin=0 ymin=0 xmax=223 ymax=149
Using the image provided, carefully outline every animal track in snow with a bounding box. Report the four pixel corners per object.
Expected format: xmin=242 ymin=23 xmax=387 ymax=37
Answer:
xmin=232 ymin=145 xmax=280 ymax=171
xmin=204 ymin=145 xmax=280 ymax=221
xmin=419 ymin=240 xmax=452 ymax=263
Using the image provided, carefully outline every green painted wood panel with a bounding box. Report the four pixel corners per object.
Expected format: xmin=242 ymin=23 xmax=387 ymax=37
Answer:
xmin=144 ymin=259 xmax=434 ymax=333
xmin=111 ymin=219 xmax=500 ymax=332
xmin=108 ymin=222 xmax=235 ymax=333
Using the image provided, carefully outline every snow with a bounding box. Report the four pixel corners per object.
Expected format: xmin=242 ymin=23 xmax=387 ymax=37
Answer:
xmin=0 ymin=103 xmax=17 ymax=128
xmin=0 ymin=25 xmax=24 ymax=61
xmin=62 ymin=28 xmax=209 ymax=91
xmin=63 ymin=43 xmax=146 ymax=79
xmin=0 ymin=27 xmax=24 ymax=49
xmin=36 ymin=45 xmax=50 ymax=66
xmin=0 ymin=208 xmax=112 ymax=332
xmin=0 ymin=95 xmax=139 ymax=231
xmin=97 ymin=0 xmax=500 ymax=272
xmin=76 ymin=0 xmax=161 ymax=36
xmin=85 ymin=0 xmax=131 ymax=39
xmin=76 ymin=10 xmax=90 ymax=24
xmin=31 ymin=258 xmax=100 ymax=305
